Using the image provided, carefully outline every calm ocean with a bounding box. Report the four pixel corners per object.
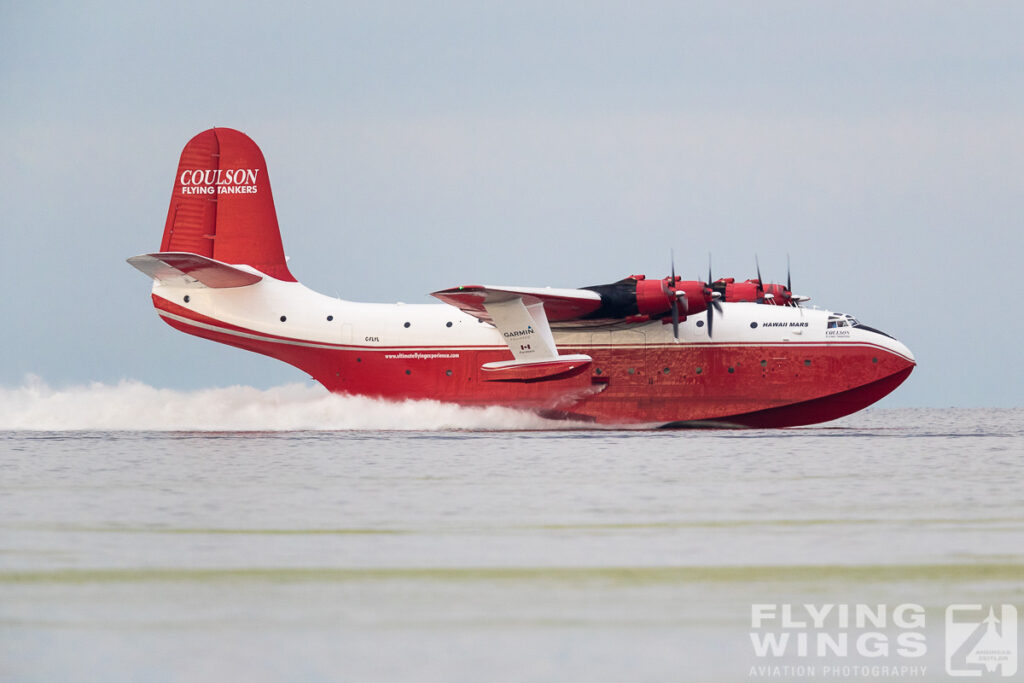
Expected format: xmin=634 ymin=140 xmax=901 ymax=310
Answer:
xmin=1 ymin=383 xmax=1021 ymax=681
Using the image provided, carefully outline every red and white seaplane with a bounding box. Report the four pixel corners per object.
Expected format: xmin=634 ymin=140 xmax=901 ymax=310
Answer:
xmin=129 ymin=128 xmax=914 ymax=428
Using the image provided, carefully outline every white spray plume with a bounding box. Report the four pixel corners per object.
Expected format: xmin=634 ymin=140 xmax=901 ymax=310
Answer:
xmin=0 ymin=375 xmax=562 ymax=431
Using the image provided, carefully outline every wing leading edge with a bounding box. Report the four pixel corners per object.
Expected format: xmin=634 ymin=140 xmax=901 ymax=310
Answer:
xmin=430 ymin=285 xmax=602 ymax=323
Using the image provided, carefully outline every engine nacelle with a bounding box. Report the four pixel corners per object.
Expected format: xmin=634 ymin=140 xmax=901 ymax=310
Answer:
xmin=582 ymin=275 xmax=712 ymax=320
xmin=671 ymin=278 xmax=712 ymax=316
xmin=761 ymin=283 xmax=791 ymax=306
xmin=635 ymin=277 xmax=673 ymax=316
xmin=712 ymin=278 xmax=764 ymax=303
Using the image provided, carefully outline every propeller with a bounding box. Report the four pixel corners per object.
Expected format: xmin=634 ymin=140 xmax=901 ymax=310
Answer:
xmin=662 ymin=252 xmax=722 ymax=341
xmin=785 ymin=254 xmax=810 ymax=304
xmin=704 ymin=253 xmax=722 ymax=338
xmin=707 ymin=291 xmax=722 ymax=337
xmin=669 ymin=251 xmax=682 ymax=342
xmin=755 ymin=254 xmax=773 ymax=301
xmin=754 ymin=254 xmax=811 ymax=306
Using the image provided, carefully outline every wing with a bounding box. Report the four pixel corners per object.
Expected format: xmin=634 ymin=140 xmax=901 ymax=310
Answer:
xmin=430 ymin=285 xmax=602 ymax=323
xmin=127 ymin=252 xmax=263 ymax=288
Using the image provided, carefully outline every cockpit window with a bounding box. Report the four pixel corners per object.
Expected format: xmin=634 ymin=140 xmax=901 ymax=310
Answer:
xmin=828 ymin=313 xmax=893 ymax=338
xmin=827 ymin=313 xmax=859 ymax=329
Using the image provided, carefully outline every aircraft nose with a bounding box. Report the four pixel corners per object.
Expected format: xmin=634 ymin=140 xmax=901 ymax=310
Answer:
xmin=856 ymin=324 xmax=915 ymax=366
xmin=895 ymin=340 xmax=915 ymax=366
xmin=882 ymin=336 xmax=915 ymax=368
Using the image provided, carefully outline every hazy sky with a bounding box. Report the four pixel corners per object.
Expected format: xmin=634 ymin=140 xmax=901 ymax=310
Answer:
xmin=2 ymin=1 xmax=1021 ymax=407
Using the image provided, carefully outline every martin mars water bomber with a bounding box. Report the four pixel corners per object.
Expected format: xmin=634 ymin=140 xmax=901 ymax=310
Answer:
xmin=128 ymin=128 xmax=914 ymax=427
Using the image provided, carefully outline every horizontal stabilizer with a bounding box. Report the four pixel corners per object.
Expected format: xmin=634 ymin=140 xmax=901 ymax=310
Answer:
xmin=431 ymin=285 xmax=602 ymax=323
xmin=127 ymin=252 xmax=262 ymax=288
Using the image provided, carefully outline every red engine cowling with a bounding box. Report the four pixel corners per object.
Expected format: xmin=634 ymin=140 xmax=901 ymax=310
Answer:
xmin=761 ymin=283 xmax=793 ymax=306
xmin=671 ymin=278 xmax=712 ymax=316
xmin=582 ymin=275 xmax=713 ymax=321
xmin=713 ymin=278 xmax=764 ymax=303
xmin=635 ymin=277 xmax=673 ymax=315
xmin=633 ymin=276 xmax=713 ymax=317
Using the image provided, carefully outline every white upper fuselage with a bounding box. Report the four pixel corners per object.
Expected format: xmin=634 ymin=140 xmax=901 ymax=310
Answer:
xmin=152 ymin=274 xmax=915 ymax=362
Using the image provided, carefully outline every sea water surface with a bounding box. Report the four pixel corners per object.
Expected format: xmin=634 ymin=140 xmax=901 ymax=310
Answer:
xmin=1 ymin=381 xmax=1021 ymax=681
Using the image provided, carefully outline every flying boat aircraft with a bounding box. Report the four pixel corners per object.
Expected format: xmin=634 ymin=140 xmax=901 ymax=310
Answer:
xmin=128 ymin=128 xmax=915 ymax=427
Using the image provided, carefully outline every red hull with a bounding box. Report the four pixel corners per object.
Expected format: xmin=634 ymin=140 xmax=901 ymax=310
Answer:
xmin=155 ymin=296 xmax=914 ymax=428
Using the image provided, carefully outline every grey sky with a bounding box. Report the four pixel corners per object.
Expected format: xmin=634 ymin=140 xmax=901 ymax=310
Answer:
xmin=2 ymin=1 xmax=1021 ymax=407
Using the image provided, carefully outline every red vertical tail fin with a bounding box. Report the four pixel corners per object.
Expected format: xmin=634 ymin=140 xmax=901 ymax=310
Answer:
xmin=161 ymin=128 xmax=296 ymax=282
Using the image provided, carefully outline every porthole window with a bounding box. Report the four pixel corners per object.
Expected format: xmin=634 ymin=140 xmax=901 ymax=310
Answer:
xmin=695 ymin=367 xmax=703 ymax=374
xmin=280 ymin=315 xmax=287 ymax=322
xmin=183 ymin=295 xmax=190 ymax=303
xmin=804 ymin=359 xmax=811 ymax=366
xmin=728 ymin=367 xmax=735 ymax=374
xmin=750 ymin=322 xmax=758 ymax=329
xmin=663 ymin=367 xmax=671 ymax=375
xmin=405 ymin=369 xmax=411 ymax=375
xmin=445 ymin=369 xmax=453 ymax=377
xmin=403 ymin=322 xmax=411 ymax=328
xmin=760 ymin=360 xmax=767 ymax=367
xmin=872 ymin=357 xmax=878 ymax=364
xmin=595 ymin=368 xmax=603 ymax=375
xmin=446 ymin=321 xmax=453 ymax=328
xmin=327 ymin=315 xmax=334 ymax=322
xmin=356 ymin=358 xmax=362 ymax=363
xmin=627 ymin=368 xmax=635 ymax=375
xmin=696 ymin=320 xmax=704 ymax=328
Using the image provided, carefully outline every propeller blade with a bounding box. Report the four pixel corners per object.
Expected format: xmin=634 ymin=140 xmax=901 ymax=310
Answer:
xmin=712 ymin=298 xmax=723 ymax=313
xmin=707 ymin=253 xmax=713 ymax=285
xmin=671 ymin=300 xmax=680 ymax=342
xmin=755 ymin=254 xmax=763 ymax=284
xmin=706 ymin=306 xmax=713 ymax=338
xmin=786 ymin=253 xmax=792 ymax=293
xmin=670 ymin=249 xmax=681 ymax=342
